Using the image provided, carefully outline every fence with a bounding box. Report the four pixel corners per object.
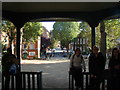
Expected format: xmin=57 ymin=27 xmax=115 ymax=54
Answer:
xmin=69 ymin=71 xmax=107 ymax=90
xmin=2 ymin=71 xmax=42 ymax=90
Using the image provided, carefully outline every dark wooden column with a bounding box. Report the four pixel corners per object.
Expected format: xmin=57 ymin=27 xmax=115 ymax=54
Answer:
xmin=100 ymin=21 xmax=106 ymax=58
xmin=16 ymin=26 xmax=21 ymax=71
xmin=91 ymin=26 xmax=96 ymax=49
xmin=73 ymin=39 xmax=75 ymax=51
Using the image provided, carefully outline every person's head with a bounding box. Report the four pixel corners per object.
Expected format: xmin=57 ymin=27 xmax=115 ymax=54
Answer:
xmin=74 ymin=48 xmax=81 ymax=55
xmin=112 ymin=48 xmax=118 ymax=57
xmin=7 ymin=48 xmax=12 ymax=54
xmin=92 ymin=46 xmax=99 ymax=54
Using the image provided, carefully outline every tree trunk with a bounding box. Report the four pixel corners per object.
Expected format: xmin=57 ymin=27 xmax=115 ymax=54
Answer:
xmin=100 ymin=21 xmax=106 ymax=59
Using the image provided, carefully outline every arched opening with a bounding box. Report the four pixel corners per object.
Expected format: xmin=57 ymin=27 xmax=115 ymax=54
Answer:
xmin=2 ymin=2 xmax=120 ymax=90
xmin=2 ymin=17 xmax=120 ymax=89
xmin=20 ymin=20 xmax=91 ymax=88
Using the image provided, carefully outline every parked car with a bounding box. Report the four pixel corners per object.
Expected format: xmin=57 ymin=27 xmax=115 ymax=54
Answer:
xmin=82 ymin=54 xmax=90 ymax=60
xmin=82 ymin=54 xmax=88 ymax=59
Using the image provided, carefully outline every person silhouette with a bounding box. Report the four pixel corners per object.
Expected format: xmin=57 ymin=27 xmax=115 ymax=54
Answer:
xmin=2 ymin=48 xmax=19 ymax=90
xmin=88 ymin=46 xmax=105 ymax=90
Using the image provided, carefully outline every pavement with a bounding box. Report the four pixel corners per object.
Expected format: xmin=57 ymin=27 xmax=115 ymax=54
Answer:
xmin=21 ymin=59 xmax=70 ymax=89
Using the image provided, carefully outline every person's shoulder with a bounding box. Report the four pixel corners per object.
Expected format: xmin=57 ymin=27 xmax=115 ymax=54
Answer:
xmin=98 ymin=52 xmax=102 ymax=55
xmin=80 ymin=54 xmax=83 ymax=59
xmin=89 ymin=53 xmax=94 ymax=57
xmin=71 ymin=54 xmax=75 ymax=57
xmin=109 ymin=57 xmax=113 ymax=61
xmin=11 ymin=54 xmax=16 ymax=57
xmin=70 ymin=54 xmax=75 ymax=58
xmin=98 ymin=52 xmax=104 ymax=57
xmin=10 ymin=54 xmax=17 ymax=58
xmin=2 ymin=52 xmax=9 ymax=58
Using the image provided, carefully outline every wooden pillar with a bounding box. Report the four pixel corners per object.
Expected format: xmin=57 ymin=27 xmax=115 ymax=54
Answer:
xmin=91 ymin=26 xmax=96 ymax=49
xmin=73 ymin=39 xmax=75 ymax=51
xmin=100 ymin=21 xmax=106 ymax=58
xmin=16 ymin=26 xmax=21 ymax=71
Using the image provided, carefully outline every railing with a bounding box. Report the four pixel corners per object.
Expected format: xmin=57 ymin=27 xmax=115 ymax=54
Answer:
xmin=69 ymin=71 xmax=107 ymax=90
xmin=2 ymin=71 xmax=42 ymax=90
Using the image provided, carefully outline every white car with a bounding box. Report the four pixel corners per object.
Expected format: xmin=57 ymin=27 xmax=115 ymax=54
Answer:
xmin=83 ymin=54 xmax=90 ymax=60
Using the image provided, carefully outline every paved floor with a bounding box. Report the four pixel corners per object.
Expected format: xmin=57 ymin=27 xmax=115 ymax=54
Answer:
xmin=21 ymin=59 xmax=70 ymax=89
xmin=0 ymin=57 xmax=107 ymax=89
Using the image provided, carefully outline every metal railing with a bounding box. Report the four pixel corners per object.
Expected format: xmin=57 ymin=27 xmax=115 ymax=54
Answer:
xmin=2 ymin=71 xmax=42 ymax=90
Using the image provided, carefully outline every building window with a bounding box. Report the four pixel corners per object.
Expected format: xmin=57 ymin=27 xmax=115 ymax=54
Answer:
xmin=29 ymin=52 xmax=35 ymax=56
xmin=83 ymin=38 xmax=86 ymax=44
xmin=29 ymin=44 xmax=35 ymax=49
xmin=80 ymin=38 xmax=82 ymax=44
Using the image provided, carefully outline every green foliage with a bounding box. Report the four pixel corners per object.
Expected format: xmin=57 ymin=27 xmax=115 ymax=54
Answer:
xmin=95 ymin=19 xmax=120 ymax=50
xmin=96 ymin=24 xmax=101 ymax=47
xmin=2 ymin=20 xmax=16 ymax=40
xmin=77 ymin=19 xmax=120 ymax=50
xmin=104 ymin=19 xmax=120 ymax=49
xmin=78 ymin=21 xmax=91 ymax=47
xmin=23 ymin=22 xmax=43 ymax=43
xmin=2 ymin=20 xmax=16 ymax=48
xmin=50 ymin=38 xmax=59 ymax=49
xmin=52 ymin=22 xmax=80 ymax=48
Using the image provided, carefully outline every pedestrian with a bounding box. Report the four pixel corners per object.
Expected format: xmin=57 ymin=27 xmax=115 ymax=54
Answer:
xmin=43 ymin=48 xmax=47 ymax=59
xmin=69 ymin=48 xmax=86 ymax=90
xmin=2 ymin=48 xmax=20 ymax=90
xmin=88 ymin=46 xmax=105 ymax=90
xmin=107 ymin=48 xmax=120 ymax=90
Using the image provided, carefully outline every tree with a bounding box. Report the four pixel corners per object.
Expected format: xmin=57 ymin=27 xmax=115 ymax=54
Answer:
xmin=23 ymin=22 xmax=43 ymax=43
xmin=2 ymin=21 xmax=43 ymax=53
xmin=104 ymin=19 xmax=120 ymax=50
xmin=50 ymin=38 xmax=58 ymax=49
xmin=75 ymin=19 xmax=120 ymax=51
xmin=2 ymin=20 xmax=16 ymax=50
xmin=78 ymin=21 xmax=91 ymax=47
xmin=95 ymin=19 xmax=120 ymax=50
xmin=52 ymin=22 xmax=80 ymax=49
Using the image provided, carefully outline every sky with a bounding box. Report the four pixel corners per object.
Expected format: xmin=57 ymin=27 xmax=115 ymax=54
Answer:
xmin=41 ymin=21 xmax=55 ymax=32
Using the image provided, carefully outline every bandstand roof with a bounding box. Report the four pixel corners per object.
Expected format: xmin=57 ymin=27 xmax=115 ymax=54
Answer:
xmin=2 ymin=2 xmax=120 ymax=27
xmin=2 ymin=2 xmax=120 ymax=61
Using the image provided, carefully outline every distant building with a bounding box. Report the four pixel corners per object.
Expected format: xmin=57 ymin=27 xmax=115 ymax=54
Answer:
xmin=22 ymin=36 xmax=41 ymax=59
xmin=41 ymin=26 xmax=51 ymax=49
xmin=69 ymin=37 xmax=89 ymax=54
xmin=21 ymin=26 xmax=51 ymax=59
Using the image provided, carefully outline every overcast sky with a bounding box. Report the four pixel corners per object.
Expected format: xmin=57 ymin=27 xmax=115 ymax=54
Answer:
xmin=41 ymin=21 xmax=55 ymax=32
